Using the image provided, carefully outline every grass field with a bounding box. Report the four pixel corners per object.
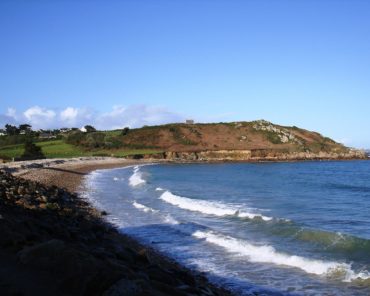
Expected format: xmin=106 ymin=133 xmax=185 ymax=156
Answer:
xmin=0 ymin=140 xmax=162 ymax=160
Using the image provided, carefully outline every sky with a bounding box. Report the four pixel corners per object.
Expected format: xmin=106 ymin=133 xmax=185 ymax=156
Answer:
xmin=0 ymin=0 xmax=370 ymax=148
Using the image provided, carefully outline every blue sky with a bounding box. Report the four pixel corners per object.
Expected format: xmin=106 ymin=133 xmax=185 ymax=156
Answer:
xmin=1 ymin=0 xmax=370 ymax=147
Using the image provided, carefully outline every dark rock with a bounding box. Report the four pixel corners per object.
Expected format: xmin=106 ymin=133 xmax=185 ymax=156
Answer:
xmin=103 ymin=278 xmax=142 ymax=296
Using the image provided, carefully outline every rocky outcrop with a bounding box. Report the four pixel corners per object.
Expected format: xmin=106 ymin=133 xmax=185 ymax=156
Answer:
xmin=252 ymin=120 xmax=303 ymax=144
xmin=163 ymin=150 xmax=252 ymax=161
xmin=138 ymin=149 xmax=367 ymax=162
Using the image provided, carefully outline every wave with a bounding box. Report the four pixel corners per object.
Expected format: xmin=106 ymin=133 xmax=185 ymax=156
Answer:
xmin=327 ymin=183 xmax=370 ymax=193
xmin=159 ymin=191 xmax=272 ymax=221
xmin=133 ymin=201 xmax=158 ymax=213
xmin=192 ymin=230 xmax=370 ymax=282
xmin=129 ymin=166 xmax=146 ymax=187
xmin=257 ymin=221 xmax=370 ymax=262
xmin=164 ymin=214 xmax=180 ymax=224
xmin=156 ymin=187 xmax=164 ymax=191
xmin=132 ymin=201 xmax=179 ymax=224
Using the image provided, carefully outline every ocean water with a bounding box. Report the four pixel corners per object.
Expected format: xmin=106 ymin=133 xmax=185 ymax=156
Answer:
xmin=81 ymin=161 xmax=370 ymax=295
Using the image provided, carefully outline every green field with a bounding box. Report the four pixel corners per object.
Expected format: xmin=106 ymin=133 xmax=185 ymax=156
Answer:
xmin=0 ymin=140 xmax=162 ymax=160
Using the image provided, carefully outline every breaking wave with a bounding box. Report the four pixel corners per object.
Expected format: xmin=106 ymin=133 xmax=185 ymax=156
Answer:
xmin=193 ymin=230 xmax=370 ymax=282
xmin=132 ymin=201 xmax=179 ymax=224
xmin=159 ymin=190 xmax=273 ymax=221
xmin=129 ymin=166 xmax=146 ymax=187
xmin=133 ymin=201 xmax=158 ymax=213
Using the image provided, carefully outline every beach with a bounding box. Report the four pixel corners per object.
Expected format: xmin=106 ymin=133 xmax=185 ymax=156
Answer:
xmin=0 ymin=158 xmax=232 ymax=296
xmin=4 ymin=157 xmax=148 ymax=192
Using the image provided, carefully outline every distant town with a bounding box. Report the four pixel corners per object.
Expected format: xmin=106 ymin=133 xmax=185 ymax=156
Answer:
xmin=0 ymin=124 xmax=98 ymax=139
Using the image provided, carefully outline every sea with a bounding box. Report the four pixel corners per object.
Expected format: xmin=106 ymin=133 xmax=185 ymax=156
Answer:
xmin=80 ymin=161 xmax=370 ymax=296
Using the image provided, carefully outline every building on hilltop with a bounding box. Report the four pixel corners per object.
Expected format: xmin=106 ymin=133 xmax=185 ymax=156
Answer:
xmin=60 ymin=128 xmax=72 ymax=133
xmin=185 ymin=119 xmax=194 ymax=124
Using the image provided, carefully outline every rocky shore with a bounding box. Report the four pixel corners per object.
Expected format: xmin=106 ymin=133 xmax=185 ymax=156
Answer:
xmin=0 ymin=166 xmax=232 ymax=296
xmin=131 ymin=149 xmax=367 ymax=162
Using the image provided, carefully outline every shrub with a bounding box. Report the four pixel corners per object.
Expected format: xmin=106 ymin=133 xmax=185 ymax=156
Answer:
xmin=85 ymin=132 xmax=105 ymax=148
xmin=104 ymin=135 xmax=122 ymax=149
xmin=259 ymin=131 xmax=282 ymax=144
xmin=65 ymin=131 xmax=85 ymax=145
xmin=121 ymin=127 xmax=130 ymax=136
xmin=84 ymin=125 xmax=96 ymax=133
xmin=21 ymin=137 xmax=45 ymax=160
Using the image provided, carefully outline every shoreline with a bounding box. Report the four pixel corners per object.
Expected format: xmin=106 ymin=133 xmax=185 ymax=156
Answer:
xmin=0 ymin=158 xmax=233 ymax=296
xmin=1 ymin=157 xmax=156 ymax=192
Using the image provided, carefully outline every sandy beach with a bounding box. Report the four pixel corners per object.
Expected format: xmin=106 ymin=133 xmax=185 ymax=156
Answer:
xmin=2 ymin=157 xmax=149 ymax=192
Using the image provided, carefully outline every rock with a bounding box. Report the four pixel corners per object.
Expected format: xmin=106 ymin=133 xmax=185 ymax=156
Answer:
xmin=103 ymin=278 xmax=142 ymax=296
xmin=0 ymin=223 xmax=26 ymax=247
xmin=17 ymin=239 xmax=66 ymax=267
xmin=146 ymin=266 xmax=180 ymax=286
xmin=17 ymin=239 xmax=123 ymax=295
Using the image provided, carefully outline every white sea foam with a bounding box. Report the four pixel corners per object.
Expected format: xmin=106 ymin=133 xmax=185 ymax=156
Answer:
xmin=164 ymin=214 xmax=180 ymax=224
xmin=193 ymin=230 xmax=370 ymax=282
xmin=159 ymin=191 xmax=272 ymax=221
xmin=156 ymin=187 xmax=164 ymax=191
xmin=129 ymin=166 xmax=146 ymax=187
xmin=133 ymin=201 xmax=158 ymax=213
xmin=132 ymin=202 xmax=179 ymax=224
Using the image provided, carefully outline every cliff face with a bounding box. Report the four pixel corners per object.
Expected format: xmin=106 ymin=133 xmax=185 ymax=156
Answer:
xmin=138 ymin=149 xmax=366 ymax=161
xmin=121 ymin=120 xmax=366 ymax=161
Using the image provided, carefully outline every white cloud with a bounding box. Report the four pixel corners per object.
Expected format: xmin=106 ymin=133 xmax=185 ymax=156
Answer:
xmin=60 ymin=107 xmax=78 ymax=122
xmin=0 ymin=104 xmax=185 ymax=130
xmin=96 ymin=105 xmax=184 ymax=130
xmin=0 ymin=107 xmax=18 ymax=127
xmin=24 ymin=106 xmax=56 ymax=120
xmin=23 ymin=106 xmax=56 ymax=128
xmin=59 ymin=107 xmax=94 ymax=127
xmin=6 ymin=107 xmax=17 ymax=119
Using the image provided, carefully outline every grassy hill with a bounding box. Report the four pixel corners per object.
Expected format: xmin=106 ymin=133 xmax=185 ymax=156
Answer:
xmin=118 ymin=120 xmax=349 ymax=153
xmin=0 ymin=140 xmax=161 ymax=160
xmin=0 ymin=120 xmax=359 ymax=160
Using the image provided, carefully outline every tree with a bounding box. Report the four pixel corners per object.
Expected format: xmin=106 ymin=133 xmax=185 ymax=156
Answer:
xmin=121 ymin=127 xmax=130 ymax=136
xmin=21 ymin=137 xmax=45 ymax=160
xmin=19 ymin=124 xmax=32 ymax=133
xmin=5 ymin=124 xmax=19 ymax=136
xmin=84 ymin=125 xmax=96 ymax=133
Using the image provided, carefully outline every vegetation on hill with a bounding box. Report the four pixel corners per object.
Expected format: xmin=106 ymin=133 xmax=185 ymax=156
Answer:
xmin=0 ymin=140 xmax=161 ymax=160
xmin=0 ymin=120 xmax=357 ymax=160
xmin=21 ymin=137 xmax=45 ymax=160
xmin=100 ymin=120 xmax=349 ymax=154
